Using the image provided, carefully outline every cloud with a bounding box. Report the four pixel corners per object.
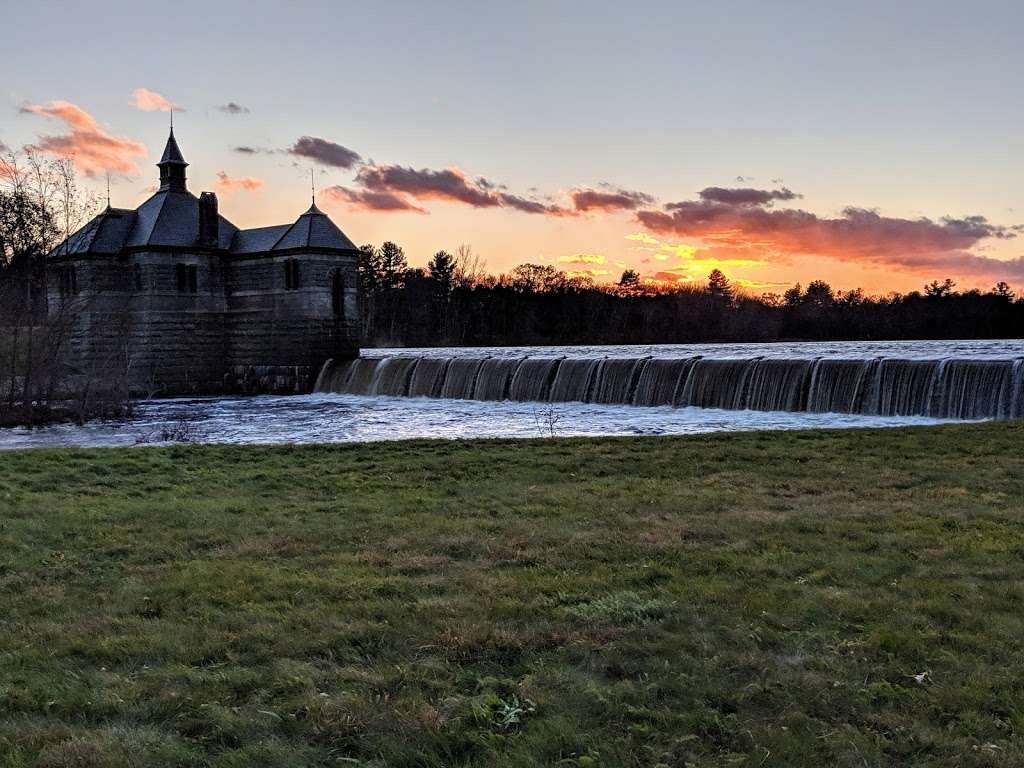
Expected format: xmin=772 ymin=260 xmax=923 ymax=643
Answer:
xmin=698 ymin=186 xmax=800 ymax=206
xmin=19 ymin=100 xmax=147 ymax=177
xmin=350 ymin=163 xmax=574 ymax=216
xmin=289 ymin=136 xmax=361 ymax=169
xmin=497 ymin=192 xmax=573 ymax=216
xmin=0 ymin=139 xmax=8 ymax=153
xmin=321 ymin=185 xmax=426 ymax=213
xmin=356 ymin=164 xmax=501 ymax=208
xmin=217 ymin=102 xmax=250 ymax=115
xmin=131 ymin=88 xmax=183 ymax=113
xmin=636 ymin=192 xmax=1023 ymax=281
xmin=214 ymin=171 xmax=264 ymax=193
xmin=570 ymin=186 xmax=655 ymax=212
xmin=558 ymin=253 xmax=606 ymax=265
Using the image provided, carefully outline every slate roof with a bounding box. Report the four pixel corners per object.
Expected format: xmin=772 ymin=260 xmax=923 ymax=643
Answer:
xmin=47 ymin=131 xmax=358 ymax=258
xmin=51 ymin=207 xmax=138 ymax=258
xmin=230 ymin=224 xmax=291 ymax=254
xmin=125 ymin=189 xmax=238 ymax=250
xmin=159 ymin=128 xmax=187 ymax=166
xmin=270 ymin=202 xmax=359 ymax=252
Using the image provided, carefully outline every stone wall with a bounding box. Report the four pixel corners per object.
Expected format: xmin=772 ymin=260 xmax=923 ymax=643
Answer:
xmin=47 ymin=248 xmax=360 ymax=396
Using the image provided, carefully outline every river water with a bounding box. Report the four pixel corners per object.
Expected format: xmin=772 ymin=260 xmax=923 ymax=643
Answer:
xmin=2 ymin=339 xmax=1021 ymax=449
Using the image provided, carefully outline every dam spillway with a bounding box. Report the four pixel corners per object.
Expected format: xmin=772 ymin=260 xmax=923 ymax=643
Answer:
xmin=315 ymin=354 xmax=1024 ymax=420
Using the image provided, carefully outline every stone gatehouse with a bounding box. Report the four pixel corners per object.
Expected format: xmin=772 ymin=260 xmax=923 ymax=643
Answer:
xmin=46 ymin=128 xmax=361 ymax=395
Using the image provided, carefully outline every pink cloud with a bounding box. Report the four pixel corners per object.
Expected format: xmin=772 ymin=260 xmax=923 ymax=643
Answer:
xmin=19 ymin=100 xmax=147 ymax=177
xmin=131 ymin=88 xmax=183 ymax=113
xmin=214 ymin=171 xmax=264 ymax=193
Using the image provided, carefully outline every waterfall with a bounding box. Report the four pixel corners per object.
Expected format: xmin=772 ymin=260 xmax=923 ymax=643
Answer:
xmin=743 ymin=358 xmax=816 ymax=412
xmin=313 ymin=353 xmax=1024 ymax=421
xmin=872 ymin=359 xmax=941 ymax=416
xmin=440 ymin=358 xmax=486 ymax=399
xmin=408 ymin=358 xmax=450 ymax=398
xmin=807 ymin=359 xmax=878 ymax=413
xmin=632 ymin=358 xmax=698 ymax=406
xmin=369 ymin=356 xmax=419 ymax=397
xmin=509 ymin=358 xmax=562 ymax=401
xmin=592 ymin=358 xmax=647 ymax=405
xmin=332 ymin=358 xmax=380 ymax=395
xmin=928 ymin=359 xmax=1020 ymax=420
xmin=473 ymin=358 xmax=525 ymax=401
xmin=678 ymin=358 xmax=762 ymax=409
xmin=549 ymin=358 xmax=602 ymax=402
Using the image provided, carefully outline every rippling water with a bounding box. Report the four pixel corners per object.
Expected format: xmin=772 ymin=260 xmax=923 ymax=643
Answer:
xmin=363 ymin=339 xmax=1024 ymax=360
xmin=2 ymin=340 xmax=1017 ymax=450
xmin=0 ymin=394 xmax=952 ymax=450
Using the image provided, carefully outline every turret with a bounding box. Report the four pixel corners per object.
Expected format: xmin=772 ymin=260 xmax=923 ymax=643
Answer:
xmin=157 ymin=127 xmax=188 ymax=192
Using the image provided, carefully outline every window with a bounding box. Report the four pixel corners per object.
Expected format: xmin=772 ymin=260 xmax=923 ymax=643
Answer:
xmin=284 ymin=259 xmax=300 ymax=291
xmin=177 ymin=263 xmax=198 ymax=294
xmin=134 ymin=264 xmax=144 ymax=292
xmin=331 ymin=271 xmax=344 ymax=317
xmin=58 ymin=267 xmax=78 ymax=297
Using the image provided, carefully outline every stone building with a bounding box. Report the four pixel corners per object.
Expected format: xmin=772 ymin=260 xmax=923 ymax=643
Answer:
xmin=46 ymin=128 xmax=361 ymax=394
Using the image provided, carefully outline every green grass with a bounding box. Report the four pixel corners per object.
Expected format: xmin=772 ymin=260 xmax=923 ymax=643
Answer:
xmin=2 ymin=423 xmax=1024 ymax=766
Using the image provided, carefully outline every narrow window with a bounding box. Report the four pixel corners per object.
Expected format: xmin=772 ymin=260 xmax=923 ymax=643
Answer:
xmin=332 ymin=271 xmax=344 ymax=317
xmin=177 ymin=264 xmax=197 ymax=294
xmin=58 ymin=267 xmax=78 ymax=297
xmin=284 ymin=259 xmax=300 ymax=291
xmin=134 ymin=264 xmax=143 ymax=291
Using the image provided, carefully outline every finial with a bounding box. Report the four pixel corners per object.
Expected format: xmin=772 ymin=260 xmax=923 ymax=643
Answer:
xmin=170 ymin=107 xmax=174 ymax=131
xmin=310 ymin=168 xmax=315 ymax=204
xmin=105 ymin=172 xmax=111 ymax=209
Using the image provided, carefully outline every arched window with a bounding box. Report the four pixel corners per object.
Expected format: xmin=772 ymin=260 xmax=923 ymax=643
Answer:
xmin=331 ymin=271 xmax=344 ymax=317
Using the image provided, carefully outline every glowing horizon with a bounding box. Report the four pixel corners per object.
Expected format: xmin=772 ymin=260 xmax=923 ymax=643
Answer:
xmin=3 ymin=1 xmax=1020 ymax=296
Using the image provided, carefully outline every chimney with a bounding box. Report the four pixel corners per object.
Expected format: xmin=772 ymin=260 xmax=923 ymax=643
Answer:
xmin=198 ymin=192 xmax=219 ymax=247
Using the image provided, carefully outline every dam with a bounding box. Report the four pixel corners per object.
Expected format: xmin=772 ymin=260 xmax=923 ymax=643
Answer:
xmin=316 ymin=352 xmax=1024 ymax=420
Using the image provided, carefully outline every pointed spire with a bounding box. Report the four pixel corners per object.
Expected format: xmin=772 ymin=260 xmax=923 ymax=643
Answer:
xmin=157 ymin=123 xmax=188 ymax=192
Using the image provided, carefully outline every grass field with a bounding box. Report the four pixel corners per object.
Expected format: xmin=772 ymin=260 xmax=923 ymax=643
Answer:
xmin=2 ymin=423 xmax=1024 ymax=767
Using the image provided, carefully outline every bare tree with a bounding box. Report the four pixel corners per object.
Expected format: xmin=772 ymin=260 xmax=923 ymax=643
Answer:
xmin=0 ymin=148 xmax=100 ymax=424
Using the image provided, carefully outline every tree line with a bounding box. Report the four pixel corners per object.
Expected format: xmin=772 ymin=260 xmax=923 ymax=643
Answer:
xmin=357 ymin=243 xmax=1024 ymax=347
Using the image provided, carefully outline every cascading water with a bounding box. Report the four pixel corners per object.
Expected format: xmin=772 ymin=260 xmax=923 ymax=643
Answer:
xmin=744 ymin=358 xmax=816 ymax=412
xmin=806 ymin=359 xmax=879 ymax=414
xmin=548 ymin=358 xmax=602 ymax=402
xmin=473 ymin=358 xmax=525 ymax=401
xmin=369 ymin=357 xmax=419 ymax=397
xmin=315 ymin=354 xmax=1024 ymax=421
xmin=632 ymin=358 xmax=698 ymax=406
xmin=678 ymin=358 xmax=762 ymax=409
xmin=593 ymin=358 xmax=647 ymax=405
xmin=509 ymin=358 xmax=562 ymax=402
xmin=440 ymin=358 xmax=486 ymax=399
xmin=408 ymin=358 xmax=450 ymax=398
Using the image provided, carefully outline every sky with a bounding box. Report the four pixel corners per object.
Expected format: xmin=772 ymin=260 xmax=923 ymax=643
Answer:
xmin=3 ymin=0 xmax=1022 ymax=294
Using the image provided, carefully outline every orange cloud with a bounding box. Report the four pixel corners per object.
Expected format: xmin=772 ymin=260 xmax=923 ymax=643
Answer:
xmin=131 ymin=88 xmax=183 ymax=113
xmin=20 ymin=100 xmax=146 ymax=177
xmin=214 ymin=171 xmax=264 ymax=193
xmin=558 ymin=253 xmax=606 ymax=265
xmin=636 ymin=191 xmax=1023 ymax=281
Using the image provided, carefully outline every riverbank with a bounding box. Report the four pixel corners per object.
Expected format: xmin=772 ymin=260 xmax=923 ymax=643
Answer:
xmin=2 ymin=423 xmax=1023 ymax=766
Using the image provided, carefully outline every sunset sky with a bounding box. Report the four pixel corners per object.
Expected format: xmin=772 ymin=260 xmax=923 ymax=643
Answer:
xmin=3 ymin=0 xmax=1022 ymax=294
